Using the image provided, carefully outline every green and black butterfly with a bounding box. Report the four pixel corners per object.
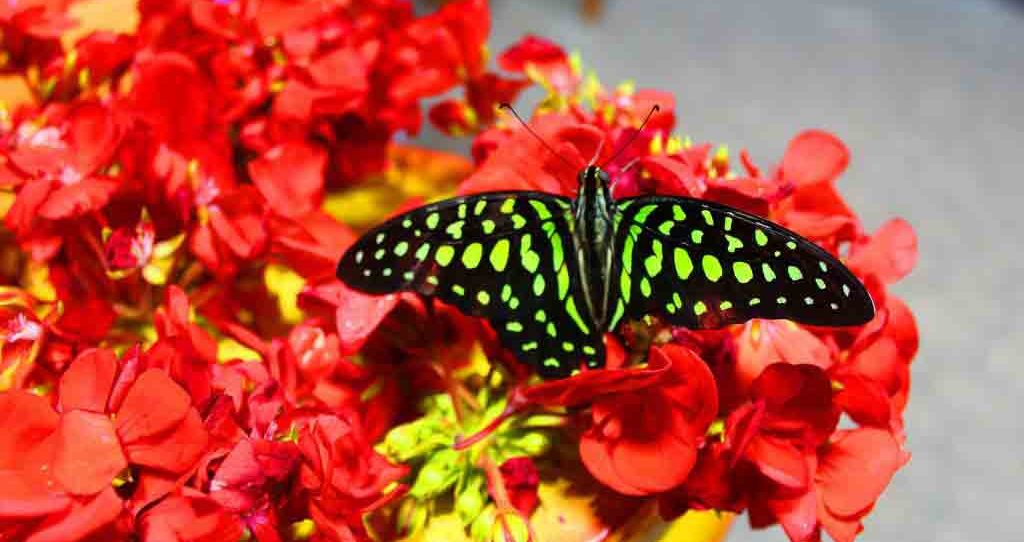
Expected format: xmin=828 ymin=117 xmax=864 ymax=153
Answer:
xmin=337 ymin=115 xmax=874 ymax=378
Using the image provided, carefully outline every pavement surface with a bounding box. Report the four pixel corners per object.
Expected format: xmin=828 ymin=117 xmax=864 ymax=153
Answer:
xmin=416 ymin=1 xmax=1024 ymax=540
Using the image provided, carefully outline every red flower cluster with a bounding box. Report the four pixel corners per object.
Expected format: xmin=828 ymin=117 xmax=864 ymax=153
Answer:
xmin=0 ymin=1 xmax=510 ymax=541
xmin=0 ymin=3 xmax=918 ymax=542
xmin=454 ymin=39 xmax=918 ymax=541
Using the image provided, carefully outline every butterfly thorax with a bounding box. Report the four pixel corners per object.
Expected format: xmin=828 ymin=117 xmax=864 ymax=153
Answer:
xmin=571 ymin=166 xmax=616 ymax=328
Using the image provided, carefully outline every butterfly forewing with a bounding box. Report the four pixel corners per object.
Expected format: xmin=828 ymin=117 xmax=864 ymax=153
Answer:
xmin=606 ymin=196 xmax=874 ymax=330
xmin=337 ymin=192 xmax=604 ymax=378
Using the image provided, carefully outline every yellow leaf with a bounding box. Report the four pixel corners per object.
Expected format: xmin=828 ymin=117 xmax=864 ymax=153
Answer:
xmin=324 ymin=145 xmax=470 ymax=231
xmin=218 ymin=337 xmax=262 ymax=363
xmin=142 ymin=262 xmax=169 ymax=285
xmin=263 ymin=264 xmax=305 ymax=324
xmin=23 ymin=260 xmax=56 ymax=302
xmin=152 ymin=232 xmax=185 ymax=259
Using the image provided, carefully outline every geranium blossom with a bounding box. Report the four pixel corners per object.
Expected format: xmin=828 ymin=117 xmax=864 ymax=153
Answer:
xmin=0 ymin=2 xmax=918 ymax=542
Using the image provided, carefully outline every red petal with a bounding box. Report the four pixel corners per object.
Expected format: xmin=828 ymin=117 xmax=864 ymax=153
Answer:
xmin=523 ymin=349 xmax=672 ymax=407
xmin=780 ymin=130 xmax=849 ymax=186
xmin=847 ymin=218 xmax=918 ymax=285
xmin=132 ymin=53 xmax=212 ymax=146
xmin=249 ymin=142 xmax=326 ymax=218
xmin=38 ymin=177 xmax=119 ymax=220
xmin=55 ymin=297 xmax=116 ymax=342
xmin=770 ymin=485 xmax=820 ymax=542
xmin=639 ymin=155 xmax=704 ymax=197
xmin=734 ymin=321 xmax=833 ymax=392
xmin=52 ymin=411 xmax=127 ymax=496
xmin=309 ymin=47 xmax=369 ymax=91
xmin=0 ymin=391 xmax=58 ymax=468
xmin=115 ymin=369 xmax=192 ymax=444
xmin=255 ymin=0 xmax=330 ymax=36
xmin=58 ymin=348 xmax=117 ymax=413
xmin=124 ymin=408 xmax=208 ymax=473
xmin=745 ymin=435 xmax=809 ymax=489
xmin=140 ymin=492 xmax=243 ymax=542
xmin=580 ymin=404 xmax=697 ymax=495
xmin=65 ymin=101 xmax=123 ymax=174
xmin=333 ymin=284 xmax=399 ymax=355
xmin=0 ymin=470 xmax=70 ymax=518
xmin=834 ymin=375 xmax=893 ymax=427
xmin=25 ymin=487 xmax=123 ymax=542
xmin=497 ymin=34 xmax=566 ymax=72
xmin=817 ymin=429 xmax=907 ymax=517
xmin=3 ymin=178 xmax=53 ymax=236
xmin=653 ymin=344 xmax=719 ymax=437
xmin=458 ymin=115 xmax=590 ymax=197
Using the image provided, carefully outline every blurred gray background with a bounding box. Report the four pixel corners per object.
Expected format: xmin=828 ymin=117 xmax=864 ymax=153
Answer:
xmin=416 ymin=0 xmax=1024 ymax=540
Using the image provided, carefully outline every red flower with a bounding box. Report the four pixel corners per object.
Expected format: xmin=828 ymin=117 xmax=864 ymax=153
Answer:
xmin=138 ymin=491 xmax=243 ymax=542
xmin=295 ymin=412 xmax=409 ymax=541
xmin=526 ymin=344 xmax=718 ymax=495
xmin=248 ymin=141 xmax=327 ymax=220
xmin=846 ymin=218 xmax=919 ymax=285
xmin=773 ymin=131 xmax=861 ymax=250
xmin=728 ymin=320 xmax=834 ymax=404
xmin=207 ymin=437 xmax=299 ymax=538
xmin=2 ymin=102 xmax=124 ymax=258
xmin=0 ymin=348 xmax=209 ymax=541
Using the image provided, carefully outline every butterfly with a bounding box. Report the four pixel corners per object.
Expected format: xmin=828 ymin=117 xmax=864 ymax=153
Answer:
xmin=337 ymin=110 xmax=874 ymax=379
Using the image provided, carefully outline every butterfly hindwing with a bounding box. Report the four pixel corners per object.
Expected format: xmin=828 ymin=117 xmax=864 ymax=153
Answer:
xmin=337 ymin=192 xmax=604 ymax=378
xmin=605 ymin=196 xmax=874 ymax=330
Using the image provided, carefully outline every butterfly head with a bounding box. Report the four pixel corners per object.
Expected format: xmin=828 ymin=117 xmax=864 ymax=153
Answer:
xmin=579 ymin=165 xmax=611 ymax=188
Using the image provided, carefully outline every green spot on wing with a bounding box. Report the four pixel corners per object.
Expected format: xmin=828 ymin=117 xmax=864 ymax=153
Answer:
xmin=635 ymin=204 xmax=658 ymax=224
xmin=733 ymin=261 xmax=753 ymax=283
xmin=755 ymin=229 xmax=768 ymax=246
xmin=529 ymin=200 xmax=551 ymax=219
xmin=787 ymin=265 xmax=803 ymax=281
xmin=446 ymin=220 xmax=464 ymax=239
xmin=674 ymin=248 xmax=694 ymax=279
xmin=702 ymin=254 xmax=723 ymax=282
xmin=406 ymin=245 xmax=428 ymax=270
xmin=435 ymin=246 xmax=454 ymax=266
xmin=672 ymin=205 xmax=686 ymax=221
xmin=490 ymin=239 xmax=510 ymax=271
xmin=701 ymin=209 xmax=714 ymax=226
xmin=725 ymin=234 xmax=744 ymax=253
xmin=565 ymin=297 xmax=590 ymax=333
xmin=426 ymin=213 xmax=440 ymax=230
xmin=533 ymin=274 xmax=546 ymax=296
xmin=644 ymin=239 xmax=663 ymax=277
xmin=462 ymin=243 xmax=483 ymax=268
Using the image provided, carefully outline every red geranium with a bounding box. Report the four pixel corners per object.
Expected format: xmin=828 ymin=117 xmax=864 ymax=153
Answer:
xmin=525 ymin=344 xmax=718 ymax=495
xmin=0 ymin=3 xmax=919 ymax=541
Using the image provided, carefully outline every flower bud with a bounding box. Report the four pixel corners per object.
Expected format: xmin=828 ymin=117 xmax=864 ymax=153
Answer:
xmin=411 ymin=448 xmax=460 ymax=498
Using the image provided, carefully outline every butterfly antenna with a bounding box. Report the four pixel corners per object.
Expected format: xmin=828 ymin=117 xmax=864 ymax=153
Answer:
xmin=499 ymin=103 xmax=576 ymax=171
xmin=601 ymin=104 xmax=660 ymax=168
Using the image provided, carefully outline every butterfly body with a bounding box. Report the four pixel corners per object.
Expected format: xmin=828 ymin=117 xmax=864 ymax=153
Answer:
xmin=571 ymin=165 xmax=617 ymax=327
xmin=337 ymin=166 xmax=874 ymax=378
